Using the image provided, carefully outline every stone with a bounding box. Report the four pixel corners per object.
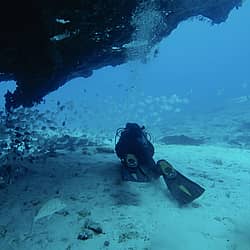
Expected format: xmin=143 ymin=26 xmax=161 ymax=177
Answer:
xmin=0 ymin=0 xmax=243 ymax=110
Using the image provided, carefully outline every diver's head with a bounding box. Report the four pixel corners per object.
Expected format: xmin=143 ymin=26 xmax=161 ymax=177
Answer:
xmin=125 ymin=123 xmax=145 ymax=137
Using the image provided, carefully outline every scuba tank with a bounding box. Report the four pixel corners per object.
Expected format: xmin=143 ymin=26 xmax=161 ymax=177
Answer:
xmin=115 ymin=123 xmax=154 ymax=163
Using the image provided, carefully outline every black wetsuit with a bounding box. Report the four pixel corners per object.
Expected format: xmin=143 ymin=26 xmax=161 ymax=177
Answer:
xmin=115 ymin=123 xmax=161 ymax=182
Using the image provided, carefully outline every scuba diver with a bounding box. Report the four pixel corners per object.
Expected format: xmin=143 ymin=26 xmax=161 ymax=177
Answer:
xmin=115 ymin=123 xmax=205 ymax=205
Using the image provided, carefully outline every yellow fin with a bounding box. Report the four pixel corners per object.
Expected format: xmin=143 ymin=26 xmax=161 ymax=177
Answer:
xmin=178 ymin=185 xmax=192 ymax=196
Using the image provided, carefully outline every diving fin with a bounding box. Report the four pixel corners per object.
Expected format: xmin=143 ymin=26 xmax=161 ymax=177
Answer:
xmin=157 ymin=159 xmax=205 ymax=205
xmin=121 ymin=154 xmax=151 ymax=182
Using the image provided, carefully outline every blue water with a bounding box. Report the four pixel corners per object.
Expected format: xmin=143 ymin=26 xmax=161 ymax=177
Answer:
xmin=0 ymin=3 xmax=250 ymax=250
xmin=45 ymin=1 xmax=250 ymax=111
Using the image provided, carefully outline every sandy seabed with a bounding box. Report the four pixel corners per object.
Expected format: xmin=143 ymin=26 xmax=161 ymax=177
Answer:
xmin=0 ymin=142 xmax=249 ymax=250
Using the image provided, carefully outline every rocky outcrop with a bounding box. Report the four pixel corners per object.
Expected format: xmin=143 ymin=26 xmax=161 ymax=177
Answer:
xmin=0 ymin=0 xmax=243 ymax=110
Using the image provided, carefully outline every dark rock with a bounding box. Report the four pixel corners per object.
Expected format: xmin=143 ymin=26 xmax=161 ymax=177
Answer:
xmin=160 ymin=135 xmax=205 ymax=146
xmin=95 ymin=147 xmax=114 ymax=154
xmin=0 ymin=0 xmax=243 ymax=110
xmin=104 ymin=240 xmax=110 ymax=247
xmin=84 ymin=218 xmax=103 ymax=234
xmin=77 ymin=229 xmax=93 ymax=240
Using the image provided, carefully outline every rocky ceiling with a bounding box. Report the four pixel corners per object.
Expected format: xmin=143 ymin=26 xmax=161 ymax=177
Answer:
xmin=0 ymin=0 xmax=243 ymax=110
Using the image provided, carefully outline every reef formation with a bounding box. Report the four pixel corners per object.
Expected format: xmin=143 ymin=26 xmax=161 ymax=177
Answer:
xmin=0 ymin=0 xmax=243 ymax=110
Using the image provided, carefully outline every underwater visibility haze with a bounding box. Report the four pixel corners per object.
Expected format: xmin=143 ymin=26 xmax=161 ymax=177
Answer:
xmin=0 ymin=1 xmax=250 ymax=250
